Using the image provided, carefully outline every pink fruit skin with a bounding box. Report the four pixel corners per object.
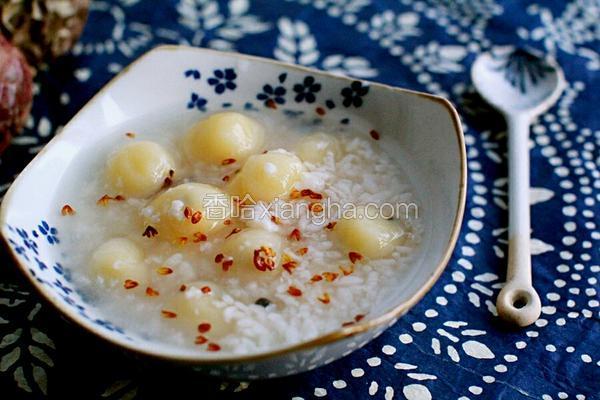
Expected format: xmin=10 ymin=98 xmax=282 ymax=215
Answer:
xmin=0 ymin=34 xmax=33 ymax=153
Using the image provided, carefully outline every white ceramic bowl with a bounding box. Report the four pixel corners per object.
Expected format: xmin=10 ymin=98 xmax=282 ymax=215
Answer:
xmin=0 ymin=46 xmax=465 ymax=379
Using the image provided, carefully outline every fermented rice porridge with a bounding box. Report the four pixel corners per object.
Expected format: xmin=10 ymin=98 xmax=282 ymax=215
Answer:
xmin=56 ymin=111 xmax=421 ymax=354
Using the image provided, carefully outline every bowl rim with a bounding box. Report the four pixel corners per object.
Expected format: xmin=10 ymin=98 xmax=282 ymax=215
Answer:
xmin=0 ymin=45 xmax=467 ymax=364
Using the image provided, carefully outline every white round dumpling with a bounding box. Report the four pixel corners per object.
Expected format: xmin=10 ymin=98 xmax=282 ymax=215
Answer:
xmin=145 ymin=183 xmax=233 ymax=241
xmin=333 ymin=207 xmax=403 ymax=258
xmin=229 ymin=151 xmax=303 ymax=202
xmin=105 ymin=141 xmax=175 ymax=198
xmin=90 ymin=238 xmax=147 ymax=286
xmin=219 ymin=228 xmax=282 ymax=280
xmin=164 ymin=281 xmax=231 ymax=338
xmin=295 ymin=132 xmax=342 ymax=164
xmin=183 ymin=112 xmax=264 ymax=165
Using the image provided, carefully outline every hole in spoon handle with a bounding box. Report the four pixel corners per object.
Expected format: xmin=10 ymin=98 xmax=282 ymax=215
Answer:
xmin=496 ymin=282 xmax=541 ymax=327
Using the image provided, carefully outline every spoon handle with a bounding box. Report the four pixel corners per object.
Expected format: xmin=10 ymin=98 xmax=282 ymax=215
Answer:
xmin=496 ymin=115 xmax=541 ymax=327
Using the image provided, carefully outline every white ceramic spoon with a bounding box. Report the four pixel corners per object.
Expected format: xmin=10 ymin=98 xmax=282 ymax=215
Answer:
xmin=471 ymin=47 xmax=565 ymax=327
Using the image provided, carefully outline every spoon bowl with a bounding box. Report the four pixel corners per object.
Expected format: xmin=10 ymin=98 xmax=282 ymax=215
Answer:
xmin=471 ymin=47 xmax=565 ymax=116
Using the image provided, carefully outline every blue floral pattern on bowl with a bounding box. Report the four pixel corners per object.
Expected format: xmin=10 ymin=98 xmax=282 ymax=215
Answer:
xmin=208 ymin=68 xmax=237 ymax=94
xmin=4 ymin=222 xmax=131 ymax=342
xmin=37 ymin=221 xmax=59 ymax=245
xmin=293 ymin=76 xmax=321 ymax=103
xmin=187 ymin=92 xmax=208 ymax=111
xmin=181 ymin=66 xmax=370 ymax=116
xmin=341 ymin=81 xmax=370 ymax=107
